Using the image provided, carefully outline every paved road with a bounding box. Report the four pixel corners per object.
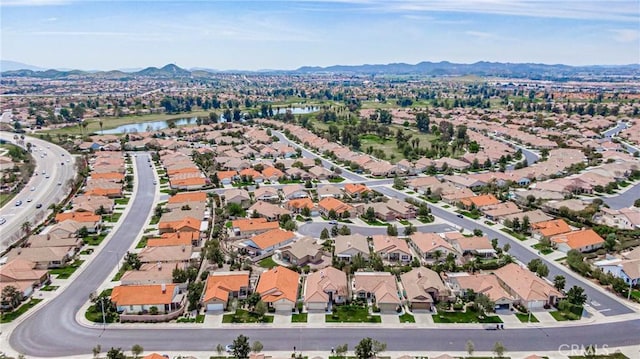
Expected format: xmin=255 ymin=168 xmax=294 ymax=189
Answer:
xmin=10 ymin=152 xmax=156 ymax=356
xmin=602 ymin=181 xmax=640 ymax=209
xmin=603 ymin=121 xmax=639 ymax=155
xmin=298 ymin=221 xmax=457 ymax=237
xmin=373 ymin=185 xmax=635 ymax=317
xmin=0 ymin=132 xmax=75 ymax=253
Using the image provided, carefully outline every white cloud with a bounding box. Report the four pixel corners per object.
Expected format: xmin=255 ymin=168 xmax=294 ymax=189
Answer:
xmin=609 ymin=29 xmax=640 ymax=43
xmin=465 ymin=30 xmax=495 ymax=39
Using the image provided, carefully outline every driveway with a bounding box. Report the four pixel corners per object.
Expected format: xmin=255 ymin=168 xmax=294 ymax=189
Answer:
xmin=381 ymin=313 xmax=400 ymax=324
xmin=307 ymin=312 xmax=326 ymax=324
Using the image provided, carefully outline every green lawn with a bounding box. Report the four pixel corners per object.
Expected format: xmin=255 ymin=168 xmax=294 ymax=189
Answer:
xmin=150 ymin=216 xmax=161 ymax=225
xmin=458 ymin=210 xmax=481 ymax=220
xmin=568 ymin=354 xmax=628 ymax=359
xmin=399 ymin=220 xmax=411 ymax=226
xmin=258 ymin=256 xmax=278 ymax=269
xmin=1 ymin=299 xmax=43 ymax=323
xmin=328 ymin=177 xmax=345 ymax=183
xmin=222 ymin=309 xmax=274 ymax=323
xmin=500 ymin=228 xmax=527 ymax=241
xmin=326 ymin=305 xmax=381 ymax=323
xmin=114 ymin=198 xmax=130 ymax=205
xmin=136 ymin=237 xmax=148 ymax=249
xmin=112 ymin=267 xmax=126 ymax=281
xmin=292 ymin=313 xmax=308 ymax=323
xmin=515 ymin=312 xmax=539 ymax=323
xmin=360 ymin=217 xmax=388 ymax=226
xmin=631 ymin=290 xmax=640 ymax=302
xmin=49 ymin=259 xmax=85 ymax=279
xmin=176 ymin=314 xmax=205 ymax=323
xmin=105 ymin=213 xmax=122 ymax=223
xmin=83 ymin=233 xmax=107 ymax=246
xmin=399 ymin=313 xmax=415 ymax=323
xmin=432 ymin=310 xmax=503 ymax=324
xmin=40 ymin=285 xmax=59 ymax=291
xmin=550 ymin=310 xmax=581 ymax=321
xmin=0 ymin=192 xmax=17 ymax=207
xmin=532 ymin=243 xmax=554 ymax=255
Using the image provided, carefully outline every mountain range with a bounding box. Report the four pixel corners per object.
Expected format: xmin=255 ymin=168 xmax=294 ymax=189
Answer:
xmin=1 ymin=60 xmax=638 ymax=79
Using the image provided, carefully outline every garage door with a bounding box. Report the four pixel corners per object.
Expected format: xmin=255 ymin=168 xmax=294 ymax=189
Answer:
xmin=207 ymin=303 xmax=223 ymax=312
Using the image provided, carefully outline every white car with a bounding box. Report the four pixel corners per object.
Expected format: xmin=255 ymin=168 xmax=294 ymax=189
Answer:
xmin=30 ymin=186 xmax=35 ymax=191
xmin=27 ymin=198 xmax=32 ymax=203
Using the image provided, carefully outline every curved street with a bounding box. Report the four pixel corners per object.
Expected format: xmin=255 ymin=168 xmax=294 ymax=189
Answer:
xmin=6 ymin=141 xmax=640 ymax=357
xmin=0 ymin=132 xmax=76 ymax=253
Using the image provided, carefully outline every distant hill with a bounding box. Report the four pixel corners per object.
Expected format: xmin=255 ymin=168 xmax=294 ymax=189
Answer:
xmin=296 ymin=61 xmax=640 ymax=78
xmin=0 ymin=60 xmax=44 ymax=72
xmin=1 ymin=61 xmax=638 ymax=79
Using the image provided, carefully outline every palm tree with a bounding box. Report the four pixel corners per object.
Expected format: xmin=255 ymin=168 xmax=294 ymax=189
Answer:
xmin=21 ymin=221 xmax=32 ymax=237
xmin=99 ymin=119 xmax=104 ymax=135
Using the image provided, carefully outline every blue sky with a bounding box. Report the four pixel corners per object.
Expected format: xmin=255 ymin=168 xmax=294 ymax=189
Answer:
xmin=1 ymin=0 xmax=639 ymax=70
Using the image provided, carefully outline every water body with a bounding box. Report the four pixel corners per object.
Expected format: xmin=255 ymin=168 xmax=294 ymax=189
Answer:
xmin=101 ymin=117 xmax=198 ymax=134
xmin=101 ymin=107 xmax=319 ymax=134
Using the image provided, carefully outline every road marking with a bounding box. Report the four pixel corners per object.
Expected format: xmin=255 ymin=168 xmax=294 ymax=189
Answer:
xmin=598 ymin=308 xmax=611 ymax=313
xmin=590 ymin=301 xmax=601 ymax=307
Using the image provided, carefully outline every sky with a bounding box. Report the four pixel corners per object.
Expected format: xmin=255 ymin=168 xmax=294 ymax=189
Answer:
xmin=1 ymin=0 xmax=639 ymax=71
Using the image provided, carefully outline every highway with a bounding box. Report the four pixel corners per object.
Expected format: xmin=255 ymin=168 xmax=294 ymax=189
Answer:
xmin=7 ymin=136 xmax=640 ymax=357
xmin=0 ymin=132 xmax=76 ymax=253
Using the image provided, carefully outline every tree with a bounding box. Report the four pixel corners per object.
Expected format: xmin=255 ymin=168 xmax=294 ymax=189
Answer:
xmin=604 ymin=233 xmax=617 ymax=251
xmin=335 ymin=344 xmax=348 ymax=358
xmin=493 ymin=341 xmax=506 ymax=358
xmin=466 ymin=340 xmax=475 ymax=356
xmin=92 ymin=344 xmax=102 ymax=358
xmin=301 ymin=206 xmax=311 ymax=217
xmin=566 ymin=285 xmax=588 ymax=306
xmin=21 ymin=221 xmax=32 ymax=237
xmin=404 ymin=223 xmax=416 ymax=236
xmin=124 ymin=252 xmax=141 ymax=270
xmin=232 ymin=334 xmax=251 ymax=359
xmin=106 ymin=347 xmax=126 ymax=359
xmin=320 ymin=228 xmax=330 ymax=240
xmin=474 ymin=293 xmax=495 ymax=314
xmin=503 ymin=243 xmax=511 ymax=253
xmin=1 ymin=285 xmax=22 ymax=311
xmin=386 ymin=224 xmax=398 ymax=236
xmin=634 ymin=198 xmax=640 ymax=208
xmin=338 ymin=225 xmax=351 ymax=236
xmin=131 ymin=344 xmax=144 ymax=358
xmin=216 ymin=344 xmax=224 ymax=355
xmin=364 ymin=206 xmax=376 ymax=221
xmin=251 ymin=341 xmax=264 ymax=353
xmin=554 ymin=275 xmax=566 ymax=292
xmin=392 ymin=176 xmax=405 ymax=190
xmin=246 ymin=292 xmax=261 ymax=309
xmin=254 ymin=300 xmax=267 ymax=317
xmin=355 ymin=337 xmax=386 ymax=359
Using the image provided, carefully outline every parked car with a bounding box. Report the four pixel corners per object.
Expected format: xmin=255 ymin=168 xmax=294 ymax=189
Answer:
xmin=15 ymin=200 xmax=22 ymax=206
xmin=35 ymin=203 xmax=43 ymax=209
xmin=0 ymin=217 xmax=6 ymax=225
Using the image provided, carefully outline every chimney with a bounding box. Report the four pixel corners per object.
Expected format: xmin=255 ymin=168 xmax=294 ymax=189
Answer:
xmin=161 ymin=283 xmax=166 ymax=293
xmin=157 ymin=261 xmax=162 ymax=271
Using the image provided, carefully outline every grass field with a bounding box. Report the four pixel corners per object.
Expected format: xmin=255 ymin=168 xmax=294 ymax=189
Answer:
xmin=222 ymin=309 xmax=274 ymax=323
xmin=1 ymin=299 xmax=43 ymax=323
xmin=49 ymin=259 xmax=85 ymax=279
xmin=292 ymin=313 xmax=308 ymax=323
xmin=399 ymin=313 xmax=415 ymax=323
xmin=515 ymin=312 xmax=539 ymax=323
xmin=258 ymin=256 xmax=278 ymax=269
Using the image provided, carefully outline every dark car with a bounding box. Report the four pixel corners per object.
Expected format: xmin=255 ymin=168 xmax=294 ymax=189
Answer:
xmin=35 ymin=203 xmax=43 ymax=209
xmin=456 ymin=214 xmax=464 ymax=218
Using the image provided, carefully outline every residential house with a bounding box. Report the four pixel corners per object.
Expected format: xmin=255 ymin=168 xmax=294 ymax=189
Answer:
xmin=248 ymin=201 xmax=291 ymax=221
xmin=216 ymin=170 xmax=238 ymax=186
xmin=138 ymin=245 xmax=194 ymax=264
xmin=244 ymin=228 xmax=296 ymax=256
xmin=110 ymin=284 xmax=183 ymax=314
xmin=532 ymin=219 xmax=572 ymax=240
xmin=120 ymin=262 xmax=185 ymax=286
xmin=308 ymin=166 xmax=333 ymax=180
xmin=202 ymin=271 xmax=250 ymax=312
xmin=304 ymin=266 xmax=348 ymax=312
xmin=594 ymin=207 xmax=640 ymax=230
xmin=318 ymin=197 xmax=355 ymax=218
xmin=158 ymin=216 xmax=201 ymax=235
xmin=482 ymin=202 xmax=522 ymax=221
xmin=371 ymin=235 xmax=412 ymax=263
xmin=334 ymin=234 xmax=370 ymax=262
xmin=551 ymin=229 xmax=605 ymax=253
xmin=231 ymin=218 xmax=279 ymax=238
xmin=285 ymin=197 xmax=318 ymax=216
xmin=409 ymin=232 xmax=457 ymax=262
xmin=352 ymin=272 xmax=400 ymax=313
xmin=224 ymin=188 xmax=251 ymax=209
xmin=281 ymin=184 xmax=308 ymax=200
xmin=26 ymin=233 xmax=83 ymax=250
xmin=447 ymin=273 xmax=515 ymax=310
xmin=401 ymin=267 xmax=449 ymax=310
xmin=494 ymin=263 xmax=563 ymax=309
xmin=55 ymin=211 xmax=102 ymax=233
xmin=343 ymin=183 xmax=370 ymax=199
xmin=446 ymin=233 xmax=496 ymax=258
xmin=7 ymin=247 xmax=72 ymax=269
xmin=253 ymin=187 xmax=280 ymax=203
xmin=256 ymin=266 xmax=300 ymax=312
xmin=0 ymin=258 xmax=50 ymax=300
xmin=317 ymin=185 xmax=343 ymax=199
xmin=278 ymin=237 xmax=324 ymax=266
xmin=261 ymin=166 xmax=284 ymax=182
xmin=459 ymin=194 xmax=501 ymax=209
xmin=594 ymin=258 xmax=640 ymax=286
